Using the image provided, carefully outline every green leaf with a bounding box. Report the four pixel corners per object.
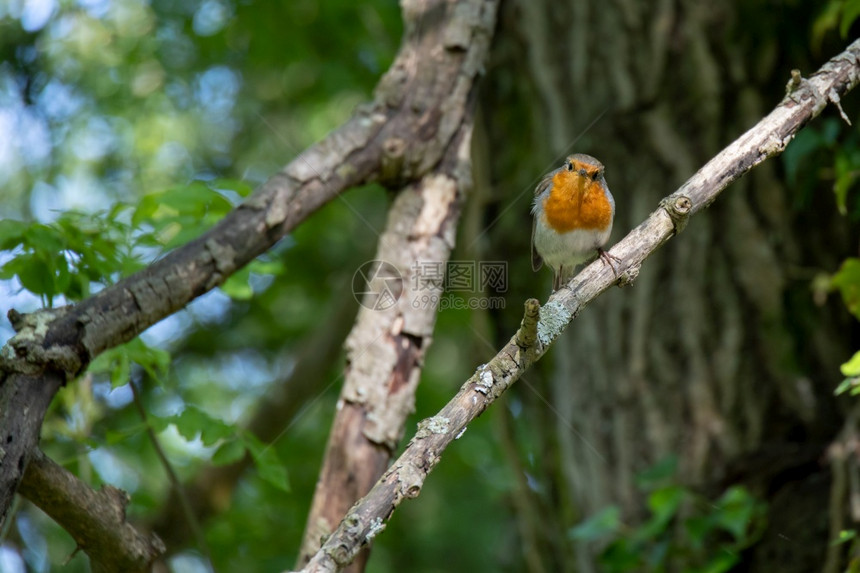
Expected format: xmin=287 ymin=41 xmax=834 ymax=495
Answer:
xmin=648 ymin=485 xmax=685 ymax=519
xmin=87 ymin=338 xmax=170 ymax=387
xmin=569 ymin=506 xmax=621 ymax=541
xmin=212 ymin=438 xmax=247 ymax=466
xmin=148 ymin=414 xmax=171 ymax=434
xmin=220 ymin=266 xmax=254 ymax=300
xmin=172 ymin=406 xmax=233 ymax=446
xmin=248 ymin=258 xmax=286 ymax=276
xmin=0 ymin=219 xmax=27 ymax=250
xmin=24 ymin=224 xmax=64 ymax=253
xmin=835 ymin=174 xmax=854 ymax=215
xmin=598 ymin=539 xmax=640 ymax=572
xmin=812 ymin=0 xmax=844 ymax=49
xmin=832 ymin=258 xmax=860 ymax=321
xmin=835 ymin=377 xmax=860 ymax=396
xmin=53 ymin=253 xmax=71 ymax=295
xmin=685 ymin=515 xmax=716 ymax=547
xmin=243 ymin=434 xmax=290 ymax=492
xmin=12 ymin=254 xmax=56 ymax=299
xmin=255 ymin=453 xmax=290 ymax=492
xmin=132 ymin=182 xmax=234 ymax=249
xmin=111 ymin=351 xmax=131 ymax=388
xmin=159 ymin=181 xmax=233 ymax=216
xmin=210 ymin=177 xmax=254 ymax=197
xmin=635 ymin=455 xmax=678 ymax=490
xmin=699 ymin=551 xmax=740 ymax=573
xmin=832 ymin=529 xmax=858 ymax=546
xmin=841 ymin=0 xmax=860 ymax=38
xmin=834 ymin=151 xmax=860 ymax=215
xmin=715 ymin=486 xmax=757 ymax=541
xmin=124 ymin=338 xmax=171 ymax=383
xmin=105 ymin=423 xmax=147 ymax=444
xmin=842 ymin=351 xmax=860 ymax=377
xmin=636 ymin=485 xmax=685 ymax=540
xmin=89 ymin=345 xmax=130 ymax=384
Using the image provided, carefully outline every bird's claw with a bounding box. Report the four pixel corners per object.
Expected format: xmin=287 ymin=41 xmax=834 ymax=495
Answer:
xmin=598 ymin=248 xmax=622 ymax=277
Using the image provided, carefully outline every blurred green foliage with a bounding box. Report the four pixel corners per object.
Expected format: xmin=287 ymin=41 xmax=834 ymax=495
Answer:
xmin=570 ymin=457 xmax=767 ymax=573
xmin=788 ymin=2 xmax=860 ymax=404
xmin=832 ymin=530 xmax=860 ymax=573
xmin=813 ymin=0 xmax=860 ymax=51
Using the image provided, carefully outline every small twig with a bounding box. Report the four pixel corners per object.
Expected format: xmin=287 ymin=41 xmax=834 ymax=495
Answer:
xmin=0 ymin=497 xmax=21 ymax=542
xmin=516 ymin=299 xmax=541 ymax=349
xmin=129 ymin=380 xmax=212 ymax=568
xmin=62 ymin=545 xmax=83 ymax=566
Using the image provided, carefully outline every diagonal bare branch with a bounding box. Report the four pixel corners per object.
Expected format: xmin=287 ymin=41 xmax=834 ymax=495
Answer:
xmin=296 ymin=1 xmax=499 ymax=568
xmin=295 ymin=39 xmax=860 ymax=573
xmin=18 ymin=449 xmax=165 ymax=573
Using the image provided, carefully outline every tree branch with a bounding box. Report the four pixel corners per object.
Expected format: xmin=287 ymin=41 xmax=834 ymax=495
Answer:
xmin=0 ymin=0 xmax=500 ymax=532
xmin=17 ymin=450 xmax=165 ymax=573
xmin=296 ymin=1 xmax=497 ymax=569
xmin=295 ymin=39 xmax=860 ymax=573
xmin=297 ymin=128 xmax=475 ymax=569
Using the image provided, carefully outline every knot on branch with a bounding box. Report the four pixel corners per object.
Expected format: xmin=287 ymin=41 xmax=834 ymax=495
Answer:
xmin=397 ymin=460 xmax=427 ymax=499
xmin=783 ymin=69 xmax=826 ymax=114
xmin=327 ymin=512 xmax=361 ymax=566
xmin=659 ymin=195 xmax=692 ymax=235
xmin=516 ymin=298 xmax=540 ymax=349
xmin=618 ymin=263 xmax=641 ymax=286
xmin=1 ymin=307 xmax=81 ymax=379
xmin=379 ymin=137 xmax=408 ymax=187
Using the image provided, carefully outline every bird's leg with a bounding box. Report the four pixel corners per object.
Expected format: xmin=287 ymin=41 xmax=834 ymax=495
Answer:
xmin=553 ymin=267 xmax=565 ymax=291
xmin=597 ymin=248 xmax=621 ymax=277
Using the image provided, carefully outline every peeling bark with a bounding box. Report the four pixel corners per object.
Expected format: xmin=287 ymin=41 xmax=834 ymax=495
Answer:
xmin=296 ymin=1 xmax=498 ymax=570
xmin=298 ymin=127 xmax=478 ymax=570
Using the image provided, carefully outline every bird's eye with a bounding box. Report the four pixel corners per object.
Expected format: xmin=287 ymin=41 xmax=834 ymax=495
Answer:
xmin=566 ymin=161 xmax=573 ymax=171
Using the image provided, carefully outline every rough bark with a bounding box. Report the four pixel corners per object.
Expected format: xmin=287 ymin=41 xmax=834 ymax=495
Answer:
xmin=297 ymin=161 xmax=471 ymax=568
xmin=18 ymin=449 xmax=165 ymax=573
xmin=295 ymin=39 xmax=860 ymax=573
xmin=296 ymin=0 xmax=498 ymax=570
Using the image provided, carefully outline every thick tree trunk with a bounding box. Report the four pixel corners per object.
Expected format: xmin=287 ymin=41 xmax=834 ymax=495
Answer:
xmin=479 ymin=1 xmax=854 ymax=571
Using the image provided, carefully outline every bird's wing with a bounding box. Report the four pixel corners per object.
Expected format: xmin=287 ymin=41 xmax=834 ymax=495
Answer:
xmin=533 ymin=171 xmax=553 ymax=198
xmin=531 ymin=215 xmax=542 ymax=272
xmin=531 ymin=173 xmax=553 ymax=272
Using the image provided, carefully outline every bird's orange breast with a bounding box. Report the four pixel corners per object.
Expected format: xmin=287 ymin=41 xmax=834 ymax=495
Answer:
xmin=542 ymin=171 xmax=612 ymax=233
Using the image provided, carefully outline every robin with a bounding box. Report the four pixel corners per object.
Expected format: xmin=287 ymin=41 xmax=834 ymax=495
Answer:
xmin=531 ymin=154 xmax=617 ymax=291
